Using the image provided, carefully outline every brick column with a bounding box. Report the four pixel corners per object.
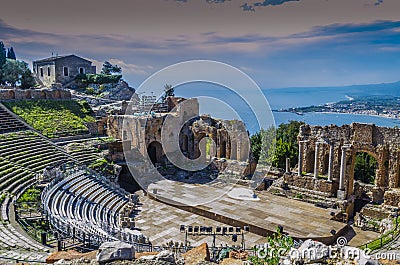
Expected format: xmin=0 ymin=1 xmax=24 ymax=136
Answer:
xmin=327 ymin=144 xmax=334 ymax=182
xmin=298 ymin=141 xmax=305 ymax=176
xmin=339 ymin=145 xmax=349 ymax=190
xmin=314 ymin=142 xmax=320 ymax=179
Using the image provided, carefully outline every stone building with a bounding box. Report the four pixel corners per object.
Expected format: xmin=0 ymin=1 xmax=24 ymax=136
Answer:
xmin=292 ymin=123 xmax=400 ymax=207
xmin=33 ymin=55 xmax=96 ymax=87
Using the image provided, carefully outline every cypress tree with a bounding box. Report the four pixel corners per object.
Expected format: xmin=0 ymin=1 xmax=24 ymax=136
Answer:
xmin=0 ymin=42 xmax=6 ymax=66
xmin=0 ymin=42 xmax=6 ymax=84
xmin=7 ymin=47 xmax=16 ymax=60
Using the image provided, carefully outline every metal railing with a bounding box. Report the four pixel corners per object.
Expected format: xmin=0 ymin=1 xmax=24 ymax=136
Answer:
xmin=41 ymin=163 xmax=152 ymax=252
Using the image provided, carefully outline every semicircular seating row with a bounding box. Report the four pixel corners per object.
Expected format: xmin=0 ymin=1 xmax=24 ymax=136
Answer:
xmin=42 ymin=168 xmax=149 ymax=249
xmin=0 ymin=127 xmax=75 ymax=261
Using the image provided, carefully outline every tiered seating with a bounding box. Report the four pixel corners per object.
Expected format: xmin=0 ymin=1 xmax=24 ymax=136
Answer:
xmin=0 ymin=131 xmax=74 ymax=173
xmin=42 ymin=167 xmax=149 ymax=249
xmin=0 ymin=104 xmax=27 ymax=133
xmin=65 ymin=145 xmax=100 ymax=165
xmin=0 ymin=131 xmax=75 ymax=221
xmin=0 ymin=130 xmax=76 ymax=262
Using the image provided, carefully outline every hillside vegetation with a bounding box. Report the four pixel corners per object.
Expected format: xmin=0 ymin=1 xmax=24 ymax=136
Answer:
xmin=3 ymin=100 xmax=96 ymax=138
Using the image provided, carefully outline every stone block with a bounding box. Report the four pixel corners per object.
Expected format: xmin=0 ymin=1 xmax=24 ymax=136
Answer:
xmin=183 ymin=243 xmax=210 ymax=265
xmin=384 ymin=189 xmax=400 ymax=207
xmin=0 ymin=89 xmax=15 ymax=100
xmin=135 ymin=252 xmax=160 ymax=259
xmin=31 ymin=89 xmax=46 ymax=99
xmin=59 ymin=89 xmax=72 ymax=99
xmin=14 ymin=89 xmax=31 ymax=100
xmin=228 ymin=250 xmax=249 ymax=260
xmin=96 ymin=241 xmax=135 ymax=263
xmin=220 ymin=258 xmax=244 ymax=265
xmin=46 ymin=250 xmax=97 ymax=263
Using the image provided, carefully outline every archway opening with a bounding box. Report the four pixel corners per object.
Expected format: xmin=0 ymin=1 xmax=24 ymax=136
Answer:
xmin=306 ymin=150 xmax=315 ymax=173
xmin=323 ymin=153 xmax=329 ymax=175
xmin=220 ymin=141 xmax=227 ymax=158
xmin=147 ymin=141 xmax=163 ymax=165
xmin=354 ymin=152 xmax=377 ymax=185
xmin=182 ymin=134 xmax=189 ymax=153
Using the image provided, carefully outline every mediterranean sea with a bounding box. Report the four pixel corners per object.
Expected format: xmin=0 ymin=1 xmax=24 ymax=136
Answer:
xmin=173 ymin=82 xmax=400 ymax=134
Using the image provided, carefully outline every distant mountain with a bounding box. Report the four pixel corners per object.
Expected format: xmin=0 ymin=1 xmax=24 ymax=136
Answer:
xmin=265 ymin=81 xmax=400 ymax=99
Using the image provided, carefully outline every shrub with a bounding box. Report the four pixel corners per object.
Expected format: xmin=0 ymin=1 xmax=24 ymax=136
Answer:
xmin=75 ymin=73 xmax=122 ymax=84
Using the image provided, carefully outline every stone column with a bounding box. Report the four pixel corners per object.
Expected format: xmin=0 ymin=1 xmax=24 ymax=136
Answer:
xmin=298 ymin=141 xmax=304 ymax=176
xmin=285 ymin=157 xmax=290 ymax=173
xmin=339 ymin=145 xmax=349 ymax=190
xmin=314 ymin=142 xmax=320 ymax=179
xmin=327 ymin=144 xmax=334 ymax=182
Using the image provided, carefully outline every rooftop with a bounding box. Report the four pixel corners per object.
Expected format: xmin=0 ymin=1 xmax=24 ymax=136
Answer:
xmin=33 ymin=54 xmax=92 ymax=64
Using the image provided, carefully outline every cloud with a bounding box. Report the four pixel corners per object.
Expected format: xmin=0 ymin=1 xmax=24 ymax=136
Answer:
xmin=89 ymin=58 xmax=153 ymax=76
xmin=240 ymin=3 xmax=255 ymax=11
xmin=108 ymin=59 xmax=154 ymax=75
xmin=175 ymin=0 xmax=298 ymax=10
xmin=253 ymin=0 xmax=300 ymax=7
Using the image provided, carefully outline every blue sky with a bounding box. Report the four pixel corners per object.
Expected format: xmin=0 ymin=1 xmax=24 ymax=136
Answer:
xmin=0 ymin=0 xmax=400 ymax=89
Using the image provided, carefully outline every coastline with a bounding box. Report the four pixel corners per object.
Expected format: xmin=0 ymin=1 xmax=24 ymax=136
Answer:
xmin=273 ymin=110 xmax=400 ymax=123
xmin=272 ymin=110 xmax=400 ymax=126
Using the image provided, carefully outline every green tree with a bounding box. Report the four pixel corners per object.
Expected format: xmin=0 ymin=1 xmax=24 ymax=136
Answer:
xmin=161 ymin=84 xmax=175 ymax=102
xmin=6 ymin=47 xmax=16 ymax=60
xmin=248 ymin=227 xmax=294 ymax=265
xmin=250 ymin=121 xmax=304 ymax=169
xmin=20 ymin=62 xmax=35 ymax=88
xmin=0 ymin=42 xmax=6 ymax=66
xmin=2 ymin=59 xmax=35 ymax=88
xmin=250 ymin=127 xmax=276 ymax=165
xmin=0 ymin=41 xmax=6 ymax=84
xmin=101 ymin=61 xmax=122 ymax=75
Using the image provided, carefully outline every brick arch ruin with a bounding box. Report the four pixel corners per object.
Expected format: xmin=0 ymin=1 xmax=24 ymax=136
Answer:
xmin=297 ymin=123 xmax=400 ymax=205
xmin=106 ymin=97 xmax=250 ymax=165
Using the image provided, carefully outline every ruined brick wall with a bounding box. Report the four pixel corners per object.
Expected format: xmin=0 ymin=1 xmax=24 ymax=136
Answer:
xmin=0 ymin=89 xmax=71 ymax=100
xmin=106 ymin=97 xmax=250 ymax=165
xmin=297 ymin=123 xmax=400 ymax=204
xmin=284 ymin=174 xmax=338 ymax=196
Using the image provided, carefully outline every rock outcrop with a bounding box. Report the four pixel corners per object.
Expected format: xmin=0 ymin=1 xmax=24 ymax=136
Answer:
xmin=96 ymin=241 xmax=135 ymax=264
xmin=182 ymin=243 xmax=210 ymax=265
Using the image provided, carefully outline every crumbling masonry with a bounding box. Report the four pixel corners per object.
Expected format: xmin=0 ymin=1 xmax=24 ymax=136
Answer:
xmin=293 ymin=123 xmax=400 ymax=206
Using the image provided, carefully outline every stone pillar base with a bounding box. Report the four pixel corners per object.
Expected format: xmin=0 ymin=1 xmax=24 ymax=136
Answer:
xmin=337 ymin=190 xmax=346 ymax=200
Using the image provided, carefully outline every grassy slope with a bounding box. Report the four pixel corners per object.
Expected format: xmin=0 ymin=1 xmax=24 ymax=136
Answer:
xmin=3 ymin=100 xmax=96 ymax=138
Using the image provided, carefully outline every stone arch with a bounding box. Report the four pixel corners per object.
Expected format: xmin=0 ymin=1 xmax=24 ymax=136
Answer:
xmin=297 ymin=123 xmax=400 ymax=203
xmin=147 ymin=141 xmax=163 ymax=165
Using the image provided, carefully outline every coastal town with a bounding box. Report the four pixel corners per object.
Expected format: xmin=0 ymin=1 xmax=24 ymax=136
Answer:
xmin=278 ymin=95 xmax=400 ymax=120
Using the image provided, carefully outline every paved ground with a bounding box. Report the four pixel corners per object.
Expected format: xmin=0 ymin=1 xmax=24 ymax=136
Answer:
xmin=135 ymin=191 xmax=266 ymax=248
xmin=347 ymin=227 xmax=380 ymax=247
xmin=147 ymin=180 xmax=345 ymax=239
xmin=142 ymin=180 xmax=382 ymax=247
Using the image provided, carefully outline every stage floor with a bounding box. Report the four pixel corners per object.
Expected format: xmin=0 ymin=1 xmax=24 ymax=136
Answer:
xmin=146 ymin=180 xmax=346 ymax=240
xmin=134 ymin=192 xmax=266 ymax=246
